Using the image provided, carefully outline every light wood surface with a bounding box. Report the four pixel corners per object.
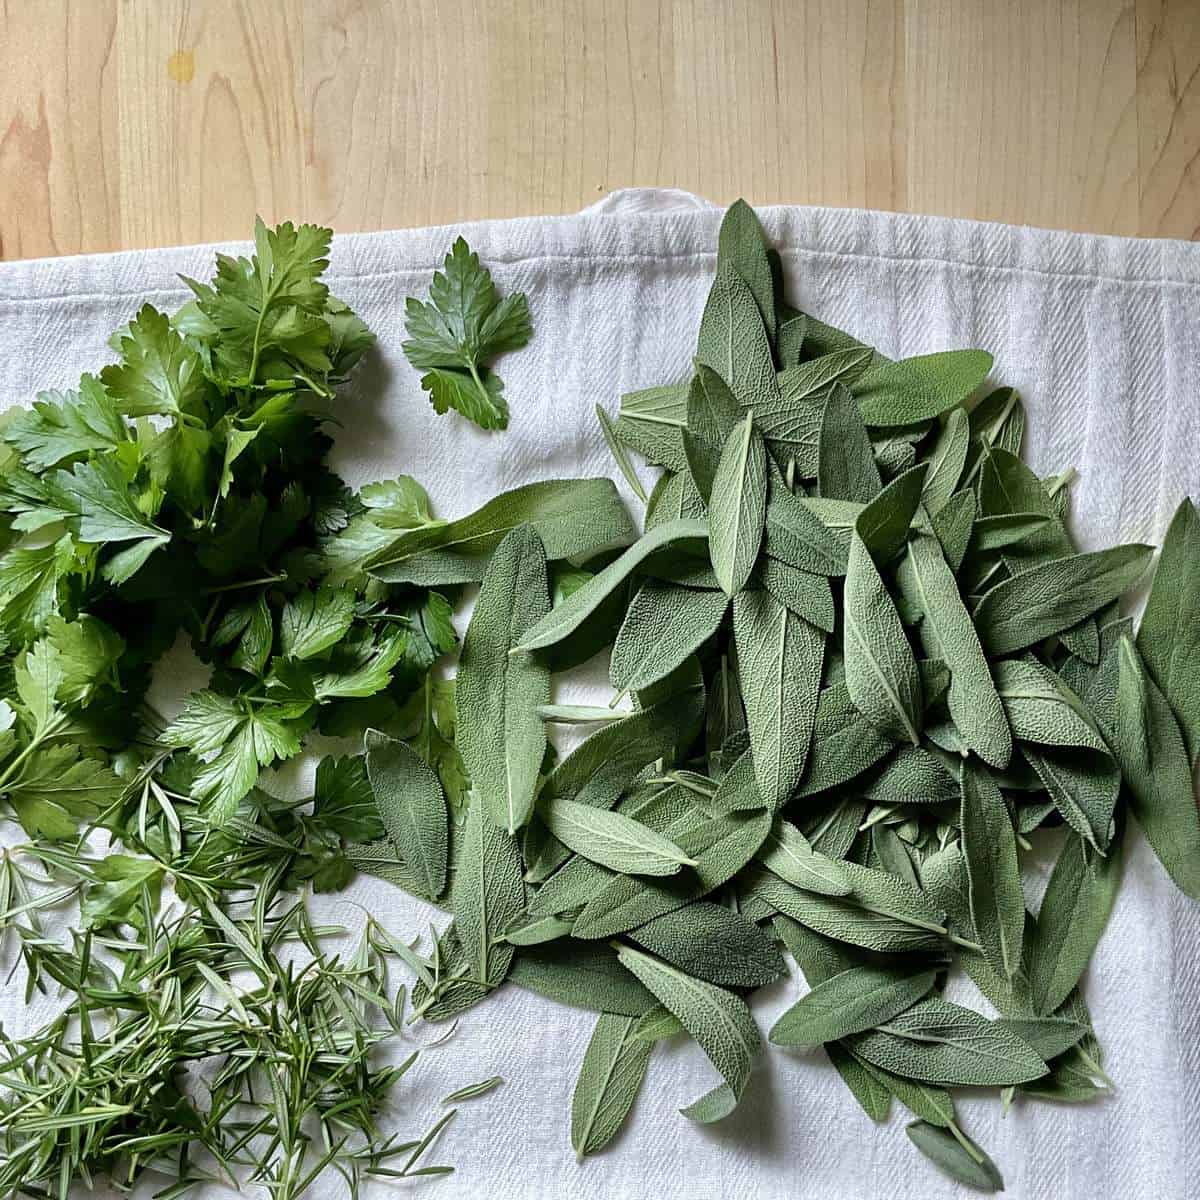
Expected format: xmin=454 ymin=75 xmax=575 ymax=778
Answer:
xmin=2 ymin=0 xmax=1198 ymax=260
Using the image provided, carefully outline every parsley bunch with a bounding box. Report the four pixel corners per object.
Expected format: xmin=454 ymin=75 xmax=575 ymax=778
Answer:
xmin=0 ymin=218 xmax=463 ymax=845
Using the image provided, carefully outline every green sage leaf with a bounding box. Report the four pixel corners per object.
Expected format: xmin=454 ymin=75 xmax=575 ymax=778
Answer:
xmin=456 ymin=525 xmax=551 ymax=833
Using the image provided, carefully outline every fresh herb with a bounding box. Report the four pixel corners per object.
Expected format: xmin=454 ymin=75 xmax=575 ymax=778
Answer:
xmin=402 ymin=238 xmax=532 ymax=430
xmin=355 ymin=198 xmax=1199 ymax=1193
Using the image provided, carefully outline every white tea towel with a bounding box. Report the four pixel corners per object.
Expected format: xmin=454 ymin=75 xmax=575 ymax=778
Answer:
xmin=2 ymin=190 xmax=1199 ymax=1200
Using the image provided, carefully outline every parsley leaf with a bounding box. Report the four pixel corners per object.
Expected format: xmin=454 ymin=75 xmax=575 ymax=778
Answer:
xmin=6 ymin=744 xmax=123 ymax=838
xmin=54 ymin=456 xmax=170 ymax=583
xmin=278 ymin=587 xmax=356 ymax=660
xmin=311 ymin=754 xmax=385 ymax=843
xmin=0 ymin=536 xmax=77 ymax=640
xmin=44 ymin=615 xmax=124 ymax=705
xmin=161 ymin=691 xmax=308 ymax=825
xmin=100 ymin=305 xmax=210 ymax=419
xmin=79 ymin=854 xmax=164 ymax=930
xmin=183 ymin=218 xmax=333 ymax=390
xmin=402 ymin=238 xmax=532 ymax=430
xmin=2 ymin=375 xmax=127 ymax=470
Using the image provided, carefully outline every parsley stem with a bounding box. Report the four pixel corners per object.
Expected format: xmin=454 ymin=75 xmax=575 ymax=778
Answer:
xmin=202 ymin=573 xmax=286 ymax=595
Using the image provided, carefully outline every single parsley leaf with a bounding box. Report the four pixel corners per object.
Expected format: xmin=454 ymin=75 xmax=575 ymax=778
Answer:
xmin=2 ymin=375 xmax=128 ymax=470
xmin=279 ymin=587 xmax=356 ymax=660
xmin=54 ymin=456 xmax=170 ymax=582
xmin=100 ymin=304 xmax=210 ymax=419
xmin=0 ymin=467 xmax=76 ymax=533
xmin=183 ymin=218 xmax=333 ymax=389
xmin=6 ymin=744 xmax=123 ymax=839
xmin=44 ymin=615 xmax=124 ymax=705
xmin=0 ymin=536 xmax=77 ymax=640
xmin=162 ymin=691 xmax=307 ymax=825
xmin=402 ymin=238 xmax=532 ymax=430
xmin=311 ymin=754 xmax=385 ymax=843
xmin=80 ymin=854 xmax=164 ymax=930
xmin=320 ymin=476 xmax=441 ymax=589
xmin=144 ymin=421 xmax=213 ymax=514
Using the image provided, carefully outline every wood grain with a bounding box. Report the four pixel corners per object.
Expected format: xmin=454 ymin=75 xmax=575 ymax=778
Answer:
xmin=1137 ymin=0 xmax=1200 ymax=239
xmin=0 ymin=0 xmax=1196 ymax=260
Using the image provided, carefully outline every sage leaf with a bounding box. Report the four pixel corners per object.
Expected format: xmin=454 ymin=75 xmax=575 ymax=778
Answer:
xmin=900 ymin=533 xmax=1011 ymax=768
xmin=538 ymin=796 xmax=697 ymax=876
xmin=1115 ymin=637 xmax=1200 ymax=900
xmin=571 ymin=1014 xmax=653 ymax=1160
xmin=826 ymin=1042 xmax=893 ymax=1122
xmin=758 ymin=558 xmax=836 ymax=632
xmin=595 ymin=403 xmax=647 ymax=503
xmin=503 ymin=913 xmax=575 ymax=946
xmin=369 ymin=477 xmax=635 ymax=583
xmin=772 ymin=913 xmax=860 ymax=986
xmin=777 ymin=312 xmax=807 ymax=368
xmin=757 ymin=817 xmax=852 ymax=896
xmin=708 ymin=414 xmax=767 ymax=596
xmin=994 ymin=1017 xmax=1087 ymax=1060
xmin=572 ymin=809 xmax=771 ymax=940
xmin=905 ymin=1121 xmax=1005 ymax=1193
xmin=456 ymin=525 xmax=551 ymax=833
xmin=931 ymin=488 xmax=976 ymax=571
xmin=644 ymin=470 xmax=707 ymax=533
xmin=1137 ymin=497 xmax=1200 ymax=761
xmin=749 ymin=863 xmax=946 ymax=955
xmin=993 ymin=658 xmax=1107 ymax=750
xmin=513 ymin=518 xmax=708 ymax=652
xmin=717 ymin=199 xmax=777 ymax=339
xmin=364 ymin=729 xmax=448 ymax=902
xmin=847 ymin=997 xmax=1047 ymax=1085
xmin=961 ymin=762 xmax=1025 ymax=980
xmin=973 ymin=544 xmax=1152 ymax=656
xmin=542 ymin=691 xmax=706 ymax=809
xmin=843 ymin=531 xmax=923 ymax=745
xmin=615 ymin=944 xmax=761 ymax=1117
xmin=610 ymin=582 xmax=727 ymax=693
xmin=819 ymin=383 xmax=882 ymax=502
xmin=1028 ymin=823 xmax=1123 ymax=1016
xmin=732 ymin=588 xmax=824 ymax=808
xmin=630 ymin=901 xmax=787 ymax=988
xmin=451 ymin=800 xmax=525 ymax=987
xmin=756 ymin=348 xmax=874 ymax=475
xmin=970 ymin=511 xmax=1052 ymax=553
xmin=631 ymin=1005 xmax=686 ymax=1043
xmin=871 ymin=824 xmax=919 ymax=888
xmin=856 ymin=463 xmax=928 ymax=561
xmin=921 ymin=408 xmax=969 ymax=515
xmin=696 ymin=264 xmax=779 ymax=410
xmin=510 ymin=941 xmax=657 ymax=1016
xmin=977 ymin=446 xmax=1096 ymax=662
xmin=963 ymin=385 xmax=1025 ymax=485
xmin=862 ymin=745 xmax=958 ymax=805
xmin=683 ymin=366 xmax=740 ymax=501
xmin=763 ymin=484 xmax=847 ymax=576
xmin=851 ymin=350 xmax=992 ymax=427
xmin=615 ymin=384 xmax=688 ymax=472
xmin=769 ymin=964 xmax=938 ymax=1046
xmin=853 ymin=1056 xmax=956 ymax=1128
xmin=1024 ymin=744 xmax=1119 ymax=853
xmin=799 ymin=681 xmax=896 ymax=797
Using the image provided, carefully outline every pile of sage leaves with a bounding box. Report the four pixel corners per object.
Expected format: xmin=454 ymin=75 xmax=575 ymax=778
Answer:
xmin=350 ymin=201 xmax=1200 ymax=1191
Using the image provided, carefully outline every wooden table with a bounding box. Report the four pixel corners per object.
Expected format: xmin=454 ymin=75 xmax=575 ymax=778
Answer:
xmin=2 ymin=0 xmax=1197 ymax=260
